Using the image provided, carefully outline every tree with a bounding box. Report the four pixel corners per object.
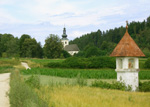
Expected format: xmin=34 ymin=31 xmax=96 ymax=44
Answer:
xmin=0 ymin=34 xmax=14 ymax=57
xmin=21 ymin=38 xmax=38 ymax=58
xmin=6 ymin=38 xmax=20 ymax=57
xmin=19 ymin=34 xmax=31 ymax=57
xmin=43 ymin=34 xmax=63 ymax=58
xmin=36 ymin=42 xmax=43 ymax=58
xmin=85 ymin=46 xmax=100 ymax=58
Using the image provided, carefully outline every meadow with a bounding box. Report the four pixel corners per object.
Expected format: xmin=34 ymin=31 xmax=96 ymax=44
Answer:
xmin=0 ymin=58 xmax=150 ymax=107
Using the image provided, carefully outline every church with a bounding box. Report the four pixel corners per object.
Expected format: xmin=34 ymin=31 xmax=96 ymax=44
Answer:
xmin=61 ymin=27 xmax=80 ymax=55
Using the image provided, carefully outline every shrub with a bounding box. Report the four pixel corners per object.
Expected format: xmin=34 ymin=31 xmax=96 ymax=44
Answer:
xmin=139 ymin=81 xmax=150 ymax=92
xmin=25 ymin=75 xmax=40 ymax=89
xmin=46 ymin=56 xmax=116 ymax=69
xmin=75 ymin=73 xmax=87 ymax=86
xmin=91 ymin=80 xmax=131 ymax=91
xmin=144 ymin=57 xmax=150 ymax=68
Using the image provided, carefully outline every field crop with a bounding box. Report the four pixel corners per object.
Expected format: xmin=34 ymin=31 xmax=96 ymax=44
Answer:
xmin=21 ymin=68 xmax=150 ymax=80
xmin=21 ymin=68 xmax=117 ymax=79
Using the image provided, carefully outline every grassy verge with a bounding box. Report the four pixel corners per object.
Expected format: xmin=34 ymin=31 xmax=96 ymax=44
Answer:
xmin=0 ymin=66 xmax=14 ymax=74
xmin=9 ymin=70 xmax=48 ymax=107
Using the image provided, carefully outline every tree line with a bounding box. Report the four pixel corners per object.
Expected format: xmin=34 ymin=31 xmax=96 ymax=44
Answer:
xmin=0 ymin=34 xmax=70 ymax=58
xmin=70 ymin=16 xmax=150 ymax=57
xmin=1 ymin=16 xmax=150 ymax=58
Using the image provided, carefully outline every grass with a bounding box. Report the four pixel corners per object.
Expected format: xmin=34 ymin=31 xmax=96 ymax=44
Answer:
xmin=22 ymin=58 xmax=64 ymax=66
xmin=36 ymin=85 xmax=150 ymax=107
xmin=0 ymin=66 xmax=14 ymax=74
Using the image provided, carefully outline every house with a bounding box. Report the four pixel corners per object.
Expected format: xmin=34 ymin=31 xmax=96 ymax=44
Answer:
xmin=61 ymin=27 xmax=80 ymax=55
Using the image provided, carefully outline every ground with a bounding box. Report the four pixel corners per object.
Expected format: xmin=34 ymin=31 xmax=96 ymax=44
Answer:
xmin=0 ymin=73 xmax=10 ymax=107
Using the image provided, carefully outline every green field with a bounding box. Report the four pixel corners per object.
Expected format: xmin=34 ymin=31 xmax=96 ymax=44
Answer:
xmin=0 ymin=58 xmax=150 ymax=107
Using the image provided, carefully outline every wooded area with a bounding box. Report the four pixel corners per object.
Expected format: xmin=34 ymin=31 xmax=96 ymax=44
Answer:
xmin=70 ymin=16 xmax=150 ymax=57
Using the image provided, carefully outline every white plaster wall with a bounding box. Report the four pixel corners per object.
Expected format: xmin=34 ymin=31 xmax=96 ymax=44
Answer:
xmin=61 ymin=40 xmax=69 ymax=47
xmin=68 ymin=51 xmax=79 ymax=56
xmin=116 ymin=57 xmax=139 ymax=91
xmin=117 ymin=71 xmax=139 ymax=91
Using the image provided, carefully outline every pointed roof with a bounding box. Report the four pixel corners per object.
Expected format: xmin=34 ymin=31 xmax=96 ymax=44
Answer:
xmin=110 ymin=21 xmax=145 ymax=57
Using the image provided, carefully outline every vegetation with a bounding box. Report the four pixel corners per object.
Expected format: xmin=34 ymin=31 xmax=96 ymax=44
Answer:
xmin=46 ymin=56 xmax=116 ymax=69
xmin=70 ymin=16 xmax=150 ymax=57
xmin=37 ymin=85 xmax=150 ymax=107
xmin=43 ymin=34 xmax=63 ymax=58
xmin=9 ymin=70 xmax=48 ymax=107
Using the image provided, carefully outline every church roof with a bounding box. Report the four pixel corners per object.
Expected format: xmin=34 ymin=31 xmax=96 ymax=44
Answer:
xmin=110 ymin=22 xmax=145 ymax=57
xmin=64 ymin=44 xmax=80 ymax=51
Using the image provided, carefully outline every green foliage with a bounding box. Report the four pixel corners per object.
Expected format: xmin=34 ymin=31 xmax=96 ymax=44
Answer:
xmin=25 ymin=75 xmax=40 ymax=89
xmin=85 ymin=46 xmax=101 ymax=57
xmin=75 ymin=73 xmax=87 ymax=86
xmin=9 ymin=71 xmax=48 ymax=107
xmin=21 ymin=38 xmax=42 ymax=58
xmin=91 ymin=80 xmax=131 ymax=91
xmin=61 ymin=50 xmax=71 ymax=58
xmin=46 ymin=56 xmax=116 ymax=69
xmin=139 ymin=81 xmax=150 ymax=92
xmin=0 ymin=66 xmax=14 ymax=74
xmin=144 ymin=57 xmax=150 ymax=68
xmin=43 ymin=34 xmax=63 ymax=58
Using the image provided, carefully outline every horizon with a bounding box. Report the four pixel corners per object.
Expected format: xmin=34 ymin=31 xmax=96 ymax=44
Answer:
xmin=0 ymin=0 xmax=150 ymax=45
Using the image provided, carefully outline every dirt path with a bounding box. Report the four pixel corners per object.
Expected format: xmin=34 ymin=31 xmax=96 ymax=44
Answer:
xmin=21 ymin=62 xmax=31 ymax=70
xmin=0 ymin=73 xmax=10 ymax=107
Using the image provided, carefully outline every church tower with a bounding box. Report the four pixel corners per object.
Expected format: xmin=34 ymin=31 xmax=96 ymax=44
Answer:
xmin=61 ymin=27 xmax=69 ymax=48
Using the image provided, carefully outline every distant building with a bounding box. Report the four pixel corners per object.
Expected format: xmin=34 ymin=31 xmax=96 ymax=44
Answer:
xmin=61 ymin=27 xmax=79 ymax=55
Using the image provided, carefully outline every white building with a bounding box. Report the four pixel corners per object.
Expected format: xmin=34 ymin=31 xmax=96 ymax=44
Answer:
xmin=61 ymin=27 xmax=80 ymax=55
xmin=110 ymin=22 xmax=145 ymax=91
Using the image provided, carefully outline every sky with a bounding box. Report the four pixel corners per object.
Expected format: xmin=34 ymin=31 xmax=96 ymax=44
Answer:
xmin=0 ymin=0 xmax=150 ymax=45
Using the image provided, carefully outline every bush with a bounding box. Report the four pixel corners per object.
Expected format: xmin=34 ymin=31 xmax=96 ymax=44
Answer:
xmin=91 ymin=80 xmax=131 ymax=91
xmin=139 ymin=81 xmax=150 ymax=92
xmin=25 ymin=75 xmax=40 ymax=89
xmin=144 ymin=57 xmax=150 ymax=68
xmin=46 ymin=56 xmax=116 ymax=69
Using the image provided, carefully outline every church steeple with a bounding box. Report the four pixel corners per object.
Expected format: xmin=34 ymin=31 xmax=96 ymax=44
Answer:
xmin=61 ymin=27 xmax=69 ymax=48
xmin=62 ymin=27 xmax=67 ymax=38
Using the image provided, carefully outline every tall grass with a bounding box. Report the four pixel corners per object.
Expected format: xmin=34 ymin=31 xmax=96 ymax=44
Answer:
xmin=37 ymin=85 xmax=150 ymax=107
xmin=9 ymin=70 xmax=48 ymax=107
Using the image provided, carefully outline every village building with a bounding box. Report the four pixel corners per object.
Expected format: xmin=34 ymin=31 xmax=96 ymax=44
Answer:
xmin=110 ymin=21 xmax=145 ymax=91
xmin=61 ymin=27 xmax=80 ymax=55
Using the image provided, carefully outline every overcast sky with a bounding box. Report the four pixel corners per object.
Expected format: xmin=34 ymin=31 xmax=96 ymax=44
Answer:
xmin=0 ymin=0 xmax=150 ymax=45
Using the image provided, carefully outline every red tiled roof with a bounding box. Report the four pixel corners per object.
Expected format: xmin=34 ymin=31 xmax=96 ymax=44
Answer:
xmin=110 ymin=30 xmax=145 ymax=57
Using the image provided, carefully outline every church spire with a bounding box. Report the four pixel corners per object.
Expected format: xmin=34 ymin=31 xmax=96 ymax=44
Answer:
xmin=62 ymin=27 xmax=67 ymax=38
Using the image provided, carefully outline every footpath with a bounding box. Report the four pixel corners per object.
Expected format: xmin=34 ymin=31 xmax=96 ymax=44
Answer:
xmin=0 ymin=73 xmax=10 ymax=107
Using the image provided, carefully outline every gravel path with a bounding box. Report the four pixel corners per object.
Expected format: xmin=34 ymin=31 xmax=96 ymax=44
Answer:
xmin=0 ymin=73 xmax=10 ymax=107
xmin=21 ymin=62 xmax=31 ymax=70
